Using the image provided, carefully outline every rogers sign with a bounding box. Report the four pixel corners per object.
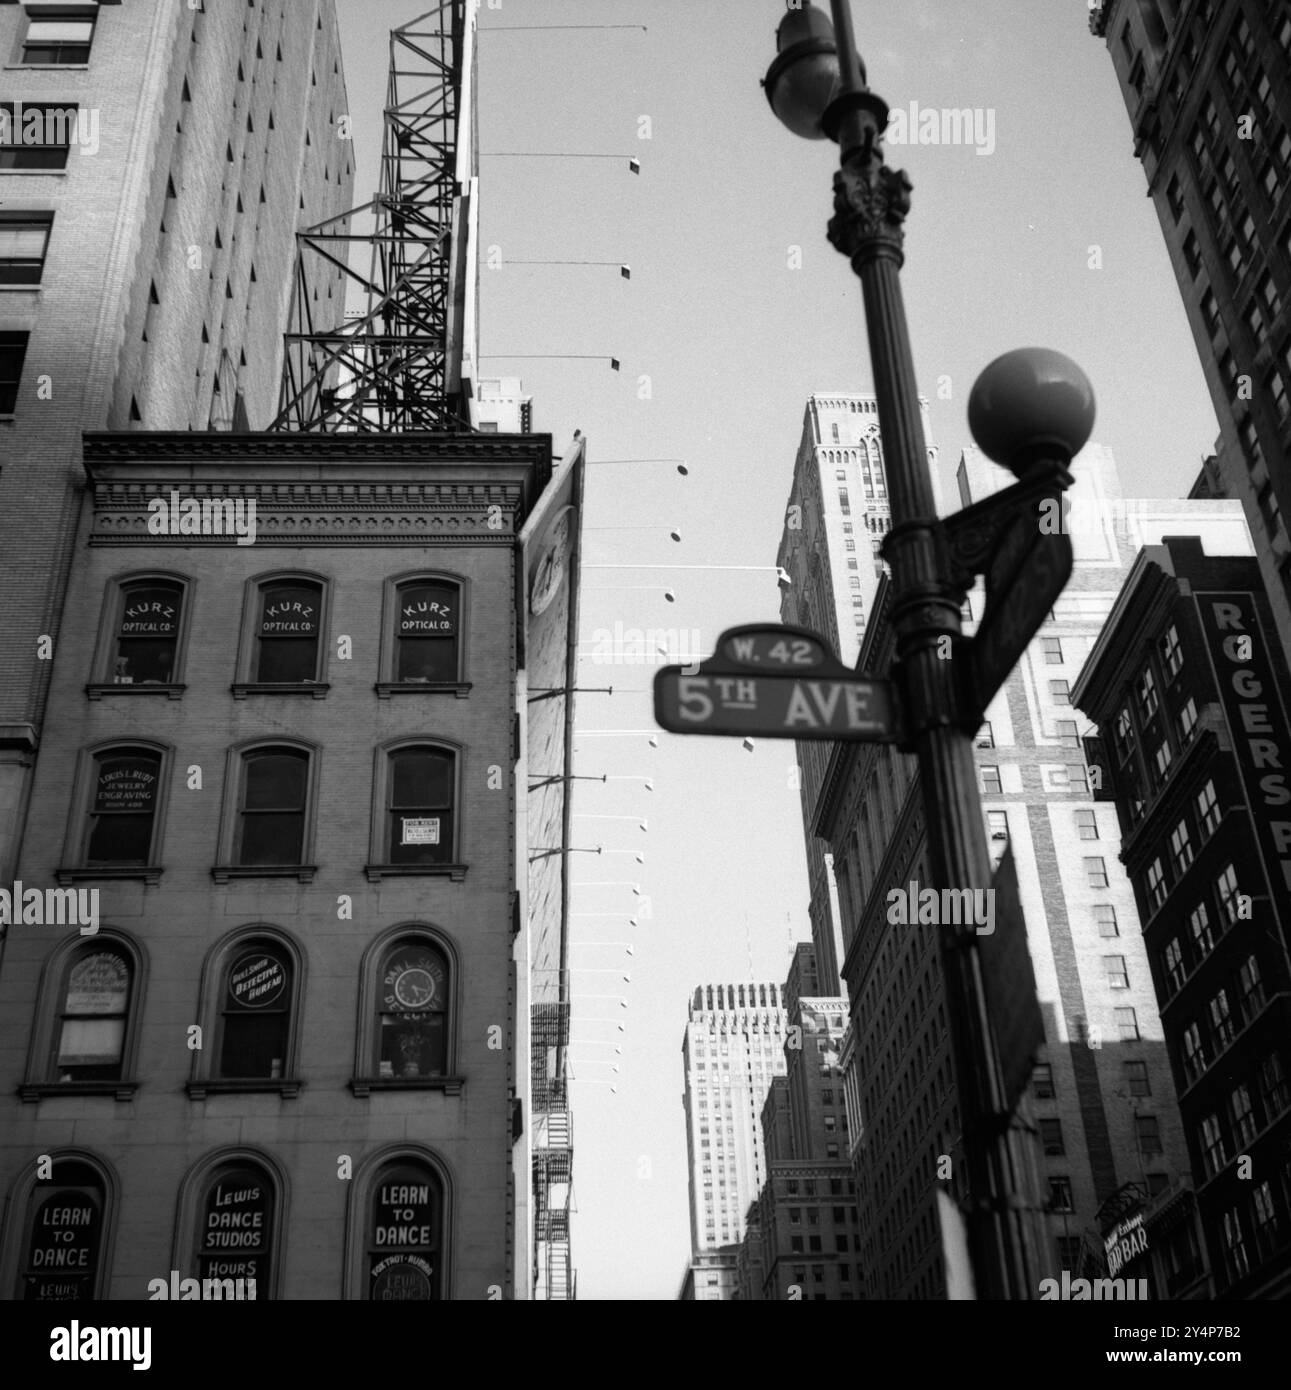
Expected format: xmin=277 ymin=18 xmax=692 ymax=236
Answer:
xmin=1197 ymin=593 xmax=1291 ymax=904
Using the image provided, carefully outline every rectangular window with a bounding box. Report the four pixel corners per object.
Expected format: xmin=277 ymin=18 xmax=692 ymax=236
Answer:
xmin=1039 ymin=1119 xmax=1065 ymax=1156
xmin=1075 ymin=810 xmax=1098 ymax=841
xmin=1147 ymin=858 xmax=1167 ymax=910
xmin=1041 ymin=637 xmax=1063 ymax=665
xmin=0 ymin=213 xmax=52 ymax=284
xmin=21 ymin=14 xmax=95 ymax=64
xmin=1135 ymin=1114 xmax=1163 ymax=1156
xmin=1162 ymin=624 xmax=1183 ymax=677
xmin=1153 ymin=740 xmax=1172 ymax=782
xmin=0 ymin=103 xmax=78 ymax=169
xmin=1032 ymin=1063 xmax=1055 ymax=1099
xmin=1085 ymin=857 xmax=1109 ymax=889
xmin=236 ymin=748 xmax=308 ymax=866
xmin=1163 ymin=937 xmax=1186 ymax=993
xmin=987 ymin=810 xmax=1009 ymax=842
xmin=1201 ymin=1113 xmax=1226 ymax=1179
xmin=1184 ymin=1022 xmax=1208 ymax=1083
xmin=1125 ymin=1060 xmax=1151 ymax=1098
xmin=1095 ymin=904 xmax=1118 ymax=938
xmin=1230 ymin=1084 xmax=1257 ymax=1147
xmin=1057 ymin=719 xmax=1080 ymax=748
xmin=980 ymin=765 xmax=1002 ymax=795
xmin=1050 ymin=679 xmax=1071 ymax=705
xmin=1176 ymin=697 xmax=1198 ymax=741
xmin=1209 ymin=989 xmax=1235 ymax=1048
xmin=1171 ymin=820 xmax=1194 ymax=874
xmin=1104 ymin=955 xmax=1129 ymax=990
xmin=1137 ymin=667 xmax=1159 ymax=719
xmin=1048 ymin=1177 xmax=1074 ymax=1213
xmin=1114 ymin=1008 xmax=1139 ymax=1042
xmin=1217 ymin=864 xmax=1241 ymax=924
xmin=0 ymin=331 xmax=29 ymax=413
xmin=976 ymin=721 xmax=995 ymax=749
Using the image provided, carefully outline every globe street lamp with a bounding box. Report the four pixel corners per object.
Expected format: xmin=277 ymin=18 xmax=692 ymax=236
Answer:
xmin=765 ymin=1 xmax=1095 ymax=1301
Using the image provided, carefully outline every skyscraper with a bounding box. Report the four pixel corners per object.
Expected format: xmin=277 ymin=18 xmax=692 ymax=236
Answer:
xmin=1074 ymin=537 xmax=1291 ymax=1299
xmin=681 ymin=982 xmax=787 ymax=1258
xmin=781 ymin=407 xmax=1253 ymax=1295
xmin=1089 ymin=0 xmax=1291 ymax=664
xmin=776 ymin=394 xmax=939 ymax=990
xmin=0 ymin=0 xmax=353 ymax=877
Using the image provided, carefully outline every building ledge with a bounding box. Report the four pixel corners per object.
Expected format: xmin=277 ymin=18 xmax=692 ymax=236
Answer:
xmin=57 ymin=865 xmax=162 ymax=886
xmin=86 ymin=682 xmax=186 ymax=700
xmin=231 ymin=682 xmax=329 ymax=700
xmin=211 ymin=865 xmax=318 ymax=884
xmin=19 ymin=1081 xmax=138 ymax=1103
xmin=0 ymin=724 xmax=38 ymax=755
xmin=375 ymin=682 xmax=472 ymax=699
xmin=187 ymin=1079 xmax=303 ymax=1100
xmin=349 ymin=1076 xmax=464 ymax=1097
xmin=364 ymin=863 xmax=467 ymax=883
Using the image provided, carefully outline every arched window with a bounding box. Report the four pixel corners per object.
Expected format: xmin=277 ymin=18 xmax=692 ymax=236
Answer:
xmin=55 ymin=945 xmax=132 ymax=1082
xmin=110 ymin=578 xmax=185 ymax=684
xmin=216 ymin=941 xmax=293 ymax=1080
xmin=237 ymin=747 xmax=309 ymax=866
xmin=395 ymin=579 xmax=461 ymax=682
xmin=385 ymin=746 xmax=455 ymax=866
xmin=250 ymin=577 xmax=324 ymax=684
xmin=377 ymin=939 xmax=449 ymax=1080
xmin=195 ymin=1161 xmax=275 ymax=1296
xmin=189 ymin=930 xmax=303 ymax=1098
xmin=364 ymin=1158 xmax=445 ymax=1300
xmin=85 ymin=746 xmax=163 ymax=866
xmin=14 ymin=1156 xmax=112 ymax=1300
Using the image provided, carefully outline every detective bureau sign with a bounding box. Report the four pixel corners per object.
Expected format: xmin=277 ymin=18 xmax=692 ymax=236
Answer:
xmin=653 ymin=625 xmax=901 ymax=743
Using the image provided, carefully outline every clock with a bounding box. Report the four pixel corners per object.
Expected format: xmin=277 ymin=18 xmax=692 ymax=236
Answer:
xmin=383 ymin=951 xmax=446 ymax=1012
xmin=529 ymin=506 xmax=576 ymax=616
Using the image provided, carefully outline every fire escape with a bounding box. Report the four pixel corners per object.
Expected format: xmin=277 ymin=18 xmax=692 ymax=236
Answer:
xmin=532 ymin=972 xmax=574 ymax=1300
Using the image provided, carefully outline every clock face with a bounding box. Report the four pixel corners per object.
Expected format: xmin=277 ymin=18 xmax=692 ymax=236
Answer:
xmin=530 ymin=507 xmax=575 ymax=616
xmin=384 ymin=953 xmax=446 ymax=1012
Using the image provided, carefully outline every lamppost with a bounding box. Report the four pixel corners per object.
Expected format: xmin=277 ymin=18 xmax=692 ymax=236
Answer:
xmin=763 ymin=1 xmax=1096 ymax=1300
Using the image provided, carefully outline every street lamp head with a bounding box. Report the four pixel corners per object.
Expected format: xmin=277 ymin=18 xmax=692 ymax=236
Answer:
xmin=967 ymin=347 xmax=1096 ymax=477
xmin=763 ymin=5 xmax=857 ymax=141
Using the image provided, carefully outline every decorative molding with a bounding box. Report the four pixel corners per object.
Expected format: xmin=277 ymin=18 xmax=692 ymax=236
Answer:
xmin=186 ymin=1079 xmax=303 ymax=1100
xmin=86 ymin=683 xmax=185 ymax=701
xmin=211 ymin=865 xmax=318 ymax=884
xmin=364 ymin=863 xmax=468 ymax=884
xmin=57 ymin=865 xmax=162 ymax=886
xmin=19 ymin=1081 xmax=138 ymax=1103
xmin=348 ymin=1076 xmax=465 ymax=1098
xmin=375 ymin=682 xmax=472 ymax=700
xmin=231 ymin=682 xmax=330 ymax=701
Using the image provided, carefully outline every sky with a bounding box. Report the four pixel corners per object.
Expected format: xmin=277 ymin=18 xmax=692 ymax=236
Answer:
xmin=335 ymin=0 xmax=1221 ymax=1299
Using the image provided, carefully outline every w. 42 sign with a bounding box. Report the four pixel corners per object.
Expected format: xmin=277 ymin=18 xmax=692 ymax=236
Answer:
xmin=653 ymin=625 xmax=902 ymax=743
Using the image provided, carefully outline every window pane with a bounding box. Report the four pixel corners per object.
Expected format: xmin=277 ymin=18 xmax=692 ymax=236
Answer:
xmin=391 ymin=750 xmax=452 ymax=808
xmin=255 ymin=584 xmax=321 ymax=682
xmin=200 ymin=1167 xmax=271 ymax=1289
xmin=219 ymin=1010 xmax=289 ymax=1077
xmin=367 ymin=1164 xmax=441 ymax=1299
xmin=396 ymin=584 xmax=459 ymax=682
xmin=243 ymin=752 xmax=307 ymax=811
xmin=238 ymin=812 xmax=304 ymax=865
xmin=115 ymin=583 xmax=182 ymax=683
xmin=86 ymin=753 xmax=160 ymax=864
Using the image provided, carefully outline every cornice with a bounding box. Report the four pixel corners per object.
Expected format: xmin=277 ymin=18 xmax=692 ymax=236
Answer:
xmin=87 ymin=477 xmax=528 ymax=546
xmin=82 ymin=430 xmax=552 ymax=467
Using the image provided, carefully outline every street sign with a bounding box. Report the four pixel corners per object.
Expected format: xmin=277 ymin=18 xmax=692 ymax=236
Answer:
xmin=969 ymin=524 xmax=1072 ymax=717
xmin=653 ymin=624 xmax=901 ymax=742
xmin=978 ymin=845 xmax=1044 ymax=1115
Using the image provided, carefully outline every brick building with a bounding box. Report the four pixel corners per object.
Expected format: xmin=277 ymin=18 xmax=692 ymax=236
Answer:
xmin=1089 ymin=0 xmax=1291 ymax=666
xmin=1074 ymin=536 xmax=1291 ymax=1298
xmin=0 ymin=423 xmax=581 ymax=1300
xmin=0 ymin=0 xmax=351 ymax=878
xmin=736 ymin=944 xmax=862 ymax=1301
xmin=786 ymin=428 xmax=1251 ymax=1296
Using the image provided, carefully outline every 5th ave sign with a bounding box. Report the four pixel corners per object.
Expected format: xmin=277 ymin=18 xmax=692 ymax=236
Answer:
xmin=653 ymin=625 xmax=902 ymax=743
